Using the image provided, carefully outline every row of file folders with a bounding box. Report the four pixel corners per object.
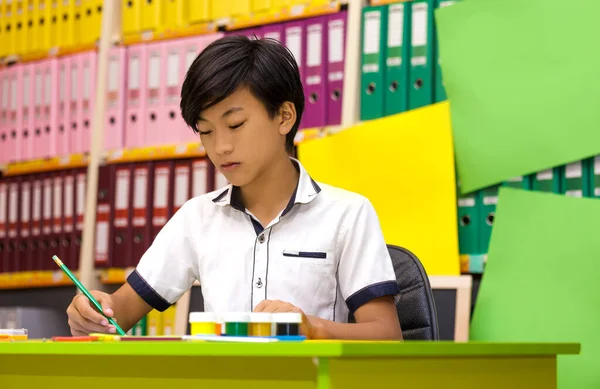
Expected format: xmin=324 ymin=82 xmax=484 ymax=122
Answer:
xmin=458 ymin=157 xmax=600 ymax=272
xmin=0 ymin=0 xmax=316 ymax=58
xmin=0 ymin=11 xmax=348 ymax=164
xmin=0 ymin=157 xmax=229 ymax=274
xmin=0 ymin=0 xmax=103 ymax=58
xmin=360 ymin=0 xmax=457 ymax=120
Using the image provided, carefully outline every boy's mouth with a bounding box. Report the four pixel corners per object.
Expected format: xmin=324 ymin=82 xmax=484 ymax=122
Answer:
xmin=221 ymin=162 xmax=240 ymax=171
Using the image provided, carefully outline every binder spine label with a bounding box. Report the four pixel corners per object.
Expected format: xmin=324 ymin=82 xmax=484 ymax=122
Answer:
xmin=53 ymin=177 xmax=63 ymax=234
xmin=174 ymin=166 xmax=189 ymax=210
xmin=128 ymin=55 xmax=141 ymax=106
xmin=411 ymin=2 xmax=428 ymax=66
xmin=8 ymin=183 xmax=18 ymax=238
xmin=64 ymin=175 xmax=74 ymax=233
xmin=458 ymin=197 xmax=475 ymax=207
xmin=363 ymin=11 xmax=381 ymax=73
xmin=95 ymin=208 xmax=109 ymax=263
xmin=76 ymin=173 xmax=85 ymax=230
xmin=166 ymin=51 xmax=180 ymax=103
xmin=328 ymin=20 xmax=344 ymax=64
xmin=21 ymin=182 xmax=30 ymax=238
xmin=483 ymin=196 xmax=498 ymax=206
xmin=0 ymin=183 xmax=6 ymax=239
xmin=285 ymin=27 xmax=302 ymax=67
xmin=32 ymin=180 xmax=41 ymax=236
xmin=153 ymin=167 xmax=169 ymax=226
xmin=114 ymin=169 xmax=131 ymax=228
xmin=42 ymin=179 xmax=52 ymax=235
xmin=107 ymin=56 xmax=120 ymax=108
xmin=537 ymin=169 xmax=553 ymax=180
xmin=148 ymin=51 xmax=161 ymax=104
xmin=566 ymin=162 xmax=582 ymax=178
xmin=132 ymin=168 xmax=148 ymax=227
xmin=307 ymin=23 xmax=323 ymax=70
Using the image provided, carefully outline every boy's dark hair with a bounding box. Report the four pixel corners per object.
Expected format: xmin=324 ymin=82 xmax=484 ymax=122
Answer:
xmin=180 ymin=35 xmax=304 ymax=153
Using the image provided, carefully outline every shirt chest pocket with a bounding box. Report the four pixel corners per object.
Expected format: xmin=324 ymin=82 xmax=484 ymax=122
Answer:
xmin=268 ymin=246 xmax=337 ymax=318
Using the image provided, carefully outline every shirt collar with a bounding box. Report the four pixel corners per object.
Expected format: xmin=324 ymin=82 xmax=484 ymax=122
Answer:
xmin=212 ymin=158 xmax=321 ymax=214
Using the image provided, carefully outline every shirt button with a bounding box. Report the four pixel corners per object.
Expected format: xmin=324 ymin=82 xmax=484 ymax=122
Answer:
xmin=258 ymin=234 xmax=265 ymax=243
xmin=255 ymin=278 xmax=263 ymax=288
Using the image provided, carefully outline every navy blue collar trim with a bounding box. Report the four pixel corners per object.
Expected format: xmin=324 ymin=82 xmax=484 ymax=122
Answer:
xmin=212 ymin=188 xmax=229 ymax=203
xmin=280 ymin=185 xmax=298 ymax=217
xmin=211 ymin=161 xmax=318 ymax=215
xmin=310 ymin=178 xmax=322 ymax=194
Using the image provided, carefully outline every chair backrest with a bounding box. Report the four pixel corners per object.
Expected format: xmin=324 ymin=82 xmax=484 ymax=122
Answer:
xmin=388 ymin=244 xmax=439 ymax=340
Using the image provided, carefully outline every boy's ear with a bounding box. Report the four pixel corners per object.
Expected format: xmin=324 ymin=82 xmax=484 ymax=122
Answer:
xmin=278 ymin=102 xmax=296 ymax=136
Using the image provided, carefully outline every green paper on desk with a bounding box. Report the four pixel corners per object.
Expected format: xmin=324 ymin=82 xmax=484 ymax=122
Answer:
xmin=470 ymin=188 xmax=599 ymax=388
xmin=435 ymin=0 xmax=600 ymax=193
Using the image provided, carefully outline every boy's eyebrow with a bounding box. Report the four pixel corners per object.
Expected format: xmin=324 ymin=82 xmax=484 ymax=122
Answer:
xmin=198 ymin=107 xmax=244 ymax=122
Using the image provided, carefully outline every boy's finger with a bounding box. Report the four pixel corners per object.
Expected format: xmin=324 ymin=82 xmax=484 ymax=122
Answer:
xmin=92 ymin=292 xmax=115 ymax=317
xmin=254 ymin=300 xmax=272 ymax=312
xmin=76 ymin=315 xmax=112 ymax=334
xmin=75 ymin=296 xmax=109 ymax=325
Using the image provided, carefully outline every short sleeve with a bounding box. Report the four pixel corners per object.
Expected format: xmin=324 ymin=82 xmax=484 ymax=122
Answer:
xmin=337 ymin=197 xmax=399 ymax=314
xmin=127 ymin=202 xmax=199 ymax=312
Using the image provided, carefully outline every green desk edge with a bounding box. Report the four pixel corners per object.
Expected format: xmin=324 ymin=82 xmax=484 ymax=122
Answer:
xmin=0 ymin=341 xmax=581 ymax=357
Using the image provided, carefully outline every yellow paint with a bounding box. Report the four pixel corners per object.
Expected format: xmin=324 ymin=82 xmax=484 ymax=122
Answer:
xmin=298 ymin=102 xmax=460 ymax=275
xmin=190 ymin=322 xmax=218 ymax=336
xmin=249 ymin=323 xmax=271 ymax=337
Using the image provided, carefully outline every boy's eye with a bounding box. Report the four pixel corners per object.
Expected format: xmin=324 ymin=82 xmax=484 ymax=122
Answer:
xmin=229 ymin=121 xmax=245 ymax=129
xmin=198 ymin=130 xmax=212 ymax=135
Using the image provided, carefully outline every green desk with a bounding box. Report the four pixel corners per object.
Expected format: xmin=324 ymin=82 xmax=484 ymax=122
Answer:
xmin=0 ymin=341 xmax=579 ymax=389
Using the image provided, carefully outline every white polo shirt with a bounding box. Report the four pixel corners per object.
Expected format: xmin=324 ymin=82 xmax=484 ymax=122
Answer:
xmin=128 ymin=159 xmax=399 ymax=322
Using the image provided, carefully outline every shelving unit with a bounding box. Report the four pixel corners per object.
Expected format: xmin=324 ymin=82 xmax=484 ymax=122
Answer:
xmin=0 ymin=270 xmax=76 ymax=290
xmin=0 ymin=154 xmax=89 ymax=177
xmin=0 ymin=0 xmax=365 ymax=292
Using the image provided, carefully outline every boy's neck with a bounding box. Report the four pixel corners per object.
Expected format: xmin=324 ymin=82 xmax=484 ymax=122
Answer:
xmin=239 ymin=156 xmax=299 ymax=227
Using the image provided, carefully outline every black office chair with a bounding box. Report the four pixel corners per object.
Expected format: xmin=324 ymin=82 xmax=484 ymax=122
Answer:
xmin=348 ymin=244 xmax=439 ymax=340
xmin=388 ymin=244 xmax=439 ymax=340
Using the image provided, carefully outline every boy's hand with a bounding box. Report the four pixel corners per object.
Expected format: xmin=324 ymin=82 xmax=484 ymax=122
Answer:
xmin=66 ymin=291 xmax=117 ymax=336
xmin=253 ymin=299 xmax=321 ymax=339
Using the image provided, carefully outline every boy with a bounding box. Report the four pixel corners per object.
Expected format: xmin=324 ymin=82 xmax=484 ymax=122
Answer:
xmin=66 ymin=36 xmax=402 ymax=340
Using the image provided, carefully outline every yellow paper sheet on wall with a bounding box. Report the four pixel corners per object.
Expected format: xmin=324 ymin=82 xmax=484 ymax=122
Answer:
xmin=298 ymin=102 xmax=459 ymax=275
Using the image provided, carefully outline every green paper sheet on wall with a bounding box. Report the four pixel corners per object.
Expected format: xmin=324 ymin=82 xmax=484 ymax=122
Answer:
xmin=435 ymin=0 xmax=600 ymax=193
xmin=470 ymin=188 xmax=599 ymax=388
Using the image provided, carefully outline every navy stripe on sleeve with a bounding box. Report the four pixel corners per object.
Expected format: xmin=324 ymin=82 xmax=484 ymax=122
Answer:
xmin=127 ymin=270 xmax=172 ymax=312
xmin=345 ymin=280 xmax=400 ymax=314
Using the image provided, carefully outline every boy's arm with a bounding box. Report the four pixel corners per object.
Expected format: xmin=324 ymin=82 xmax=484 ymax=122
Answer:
xmin=110 ymin=283 xmax=154 ymax=331
xmin=309 ymin=296 xmax=402 ymax=340
xmin=254 ymin=296 xmax=402 ymax=340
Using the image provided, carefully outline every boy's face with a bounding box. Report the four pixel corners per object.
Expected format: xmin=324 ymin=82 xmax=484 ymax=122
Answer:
xmin=196 ymin=88 xmax=295 ymax=188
